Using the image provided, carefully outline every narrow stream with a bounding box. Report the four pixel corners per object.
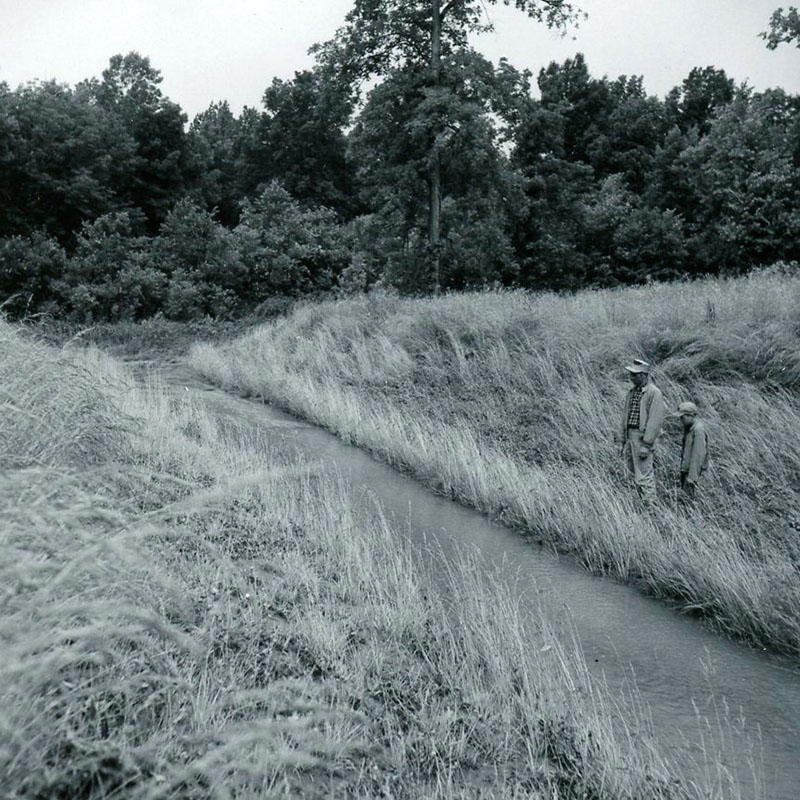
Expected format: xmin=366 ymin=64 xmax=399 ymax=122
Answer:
xmin=158 ymin=362 xmax=800 ymax=799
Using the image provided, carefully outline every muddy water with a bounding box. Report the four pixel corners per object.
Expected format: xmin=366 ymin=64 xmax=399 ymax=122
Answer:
xmin=158 ymin=362 xmax=800 ymax=799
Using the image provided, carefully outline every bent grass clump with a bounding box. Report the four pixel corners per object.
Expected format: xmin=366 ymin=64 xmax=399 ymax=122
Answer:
xmin=189 ymin=269 xmax=800 ymax=658
xmin=1 ymin=318 xmax=736 ymax=797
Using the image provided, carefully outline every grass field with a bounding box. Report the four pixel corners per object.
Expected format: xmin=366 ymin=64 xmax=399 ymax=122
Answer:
xmin=1 ymin=316 xmax=739 ymax=798
xmin=189 ymin=266 xmax=800 ymax=659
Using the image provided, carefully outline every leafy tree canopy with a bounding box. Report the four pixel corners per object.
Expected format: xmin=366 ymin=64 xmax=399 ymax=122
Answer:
xmin=259 ymin=69 xmax=357 ymax=215
xmin=0 ymin=79 xmax=137 ymax=244
xmin=313 ymin=0 xmax=583 ymax=87
xmin=84 ymin=52 xmax=190 ymax=233
xmin=187 ymin=101 xmax=245 ymax=226
xmin=665 ymin=66 xmax=735 ymax=134
xmin=761 ymin=6 xmax=800 ymax=49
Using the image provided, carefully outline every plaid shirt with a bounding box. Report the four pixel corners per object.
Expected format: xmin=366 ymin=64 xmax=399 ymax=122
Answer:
xmin=627 ymin=386 xmax=644 ymax=428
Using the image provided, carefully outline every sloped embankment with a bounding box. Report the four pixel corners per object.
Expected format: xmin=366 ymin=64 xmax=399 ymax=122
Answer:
xmin=190 ymin=268 xmax=800 ymax=658
xmin=1 ymin=318 xmax=706 ymax=798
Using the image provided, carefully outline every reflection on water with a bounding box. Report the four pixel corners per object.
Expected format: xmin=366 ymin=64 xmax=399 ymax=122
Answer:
xmin=161 ymin=363 xmax=800 ymax=799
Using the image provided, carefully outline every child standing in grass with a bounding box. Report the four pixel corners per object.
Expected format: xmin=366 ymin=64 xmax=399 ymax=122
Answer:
xmin=672 ymin=401 xmax=709 ymax=500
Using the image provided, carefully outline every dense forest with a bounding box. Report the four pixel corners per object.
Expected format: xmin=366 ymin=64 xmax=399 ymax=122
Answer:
xmin=1 ymin=2 xmax=799 ymax=322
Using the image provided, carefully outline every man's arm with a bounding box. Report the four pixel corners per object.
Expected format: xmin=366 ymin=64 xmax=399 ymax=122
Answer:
xmin=642 ymin=387 xmax=667 ymax=445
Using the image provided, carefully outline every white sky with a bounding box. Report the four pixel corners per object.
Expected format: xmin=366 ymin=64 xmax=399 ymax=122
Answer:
xmin=0 ymin=0 xmax=797 ymax=121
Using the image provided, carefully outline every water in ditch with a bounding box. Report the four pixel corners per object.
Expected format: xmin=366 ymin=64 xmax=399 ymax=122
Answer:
xmin=160 ymin=362 xmax=800 ymax=799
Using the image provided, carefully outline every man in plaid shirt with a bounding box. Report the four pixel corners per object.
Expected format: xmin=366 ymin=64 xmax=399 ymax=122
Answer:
xmin=619 ymin=359 xmax=666 ymax=505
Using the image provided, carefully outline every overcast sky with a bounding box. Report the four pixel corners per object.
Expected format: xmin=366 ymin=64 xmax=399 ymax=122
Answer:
xmin=1 ymin=0 xmax=797 ymax=120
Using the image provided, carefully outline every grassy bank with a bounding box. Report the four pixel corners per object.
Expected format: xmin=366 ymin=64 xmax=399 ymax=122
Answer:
xmin=189 ymin=267 xmax=800 ymax=659
xmin=0 ymin=317 xmax=733 ymax=798
xmin=29 ymin=316 xmax=251 ymax=361
xmin=27 ymin=297 xmax=298 ymax=362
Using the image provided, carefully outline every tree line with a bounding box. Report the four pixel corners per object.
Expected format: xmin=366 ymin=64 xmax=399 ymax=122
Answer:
xmin=1 ymin=2 xmax=799 ymax=322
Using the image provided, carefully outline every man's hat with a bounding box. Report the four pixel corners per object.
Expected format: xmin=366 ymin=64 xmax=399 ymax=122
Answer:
xmin=625 ymin=358 xmax=650 ymax=374
xmin=671 ymin=401 xmax=699 ymax=417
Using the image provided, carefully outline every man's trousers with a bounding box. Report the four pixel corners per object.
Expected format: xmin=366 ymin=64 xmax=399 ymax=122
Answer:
xmin=625 ymin=428 xmax=657 ymax=505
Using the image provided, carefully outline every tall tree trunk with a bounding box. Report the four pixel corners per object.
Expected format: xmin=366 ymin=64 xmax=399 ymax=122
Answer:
xmin=429 ymin=0 xmax=442 ymax=292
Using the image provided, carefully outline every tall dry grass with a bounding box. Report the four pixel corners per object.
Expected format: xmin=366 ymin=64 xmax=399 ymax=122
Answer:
xmin=2 ymin=317 xmax=735 ymax=798
xmin=189 ymin=267 xmax=800 ymax=657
